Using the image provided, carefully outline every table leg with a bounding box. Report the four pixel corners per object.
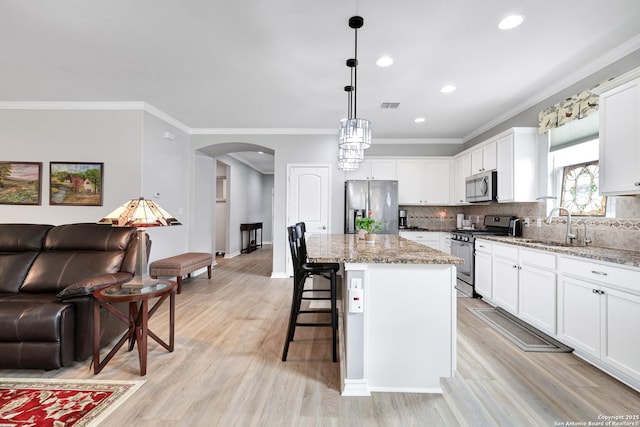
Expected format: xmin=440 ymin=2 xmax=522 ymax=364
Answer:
xmin=93 ymin=300 xmax=135 ymax=375
xmin=128 ymin=301 xmax=138 ymax=351
xmin=93 ymin=300 xmax=100 ymax=374
xmin=137 ymin=299 xmax=149 ymax=376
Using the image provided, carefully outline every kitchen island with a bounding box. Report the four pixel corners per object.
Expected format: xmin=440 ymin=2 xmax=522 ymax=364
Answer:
xmin=306 ymin=233 xmax=463 ymax=396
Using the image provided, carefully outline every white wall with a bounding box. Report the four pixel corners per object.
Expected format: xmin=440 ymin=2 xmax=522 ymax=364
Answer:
xmin=261 ymin=174 xmax=274 ymax=243
xmin=141 ymin=111 xmax=191 ymax=262
xmin=213 ymin=153 xmax=268 ymax=257
xmin=0 ymin=108 xmax=191 ymax=264
xmin=192 ymin=134 xmax=344 ymax=277
xmin=0 ymin=109 xmax=143 ymax=223
xmin=194 ymin=153 xmax=216 ymax=254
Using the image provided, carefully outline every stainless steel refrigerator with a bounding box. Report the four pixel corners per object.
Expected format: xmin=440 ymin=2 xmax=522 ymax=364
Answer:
xmin=345 ymin=180 xmax=399 ymax=234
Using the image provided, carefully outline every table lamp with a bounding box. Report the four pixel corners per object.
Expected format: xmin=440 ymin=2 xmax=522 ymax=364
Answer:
xmin=99 ymin=197 xmax=181 ymax=288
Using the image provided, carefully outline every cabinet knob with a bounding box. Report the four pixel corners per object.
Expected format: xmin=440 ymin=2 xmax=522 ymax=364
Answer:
xmin=635 ymin=181 xmax=640 ymax=187
xmin=512 ymin=264 xmax=518 ymax=269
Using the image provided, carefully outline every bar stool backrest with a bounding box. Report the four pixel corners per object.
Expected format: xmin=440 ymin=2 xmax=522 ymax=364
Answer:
xmin=287 ymin=224 xmax=305 ymax=277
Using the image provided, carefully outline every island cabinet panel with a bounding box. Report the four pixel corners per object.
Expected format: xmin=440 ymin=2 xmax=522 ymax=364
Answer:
xmin=364 ymin=264 xmax=455 ymax=393
xmin=305 ymin=233 xmax=461 ymax=396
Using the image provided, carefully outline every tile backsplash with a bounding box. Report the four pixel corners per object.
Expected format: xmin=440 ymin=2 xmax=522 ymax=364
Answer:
xmin=401 ymin=195 xmax=640 ymax=252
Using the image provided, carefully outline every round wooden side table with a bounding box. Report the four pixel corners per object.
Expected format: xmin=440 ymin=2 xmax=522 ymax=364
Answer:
xmin=92 ymin=281 xmax=176 ymax=376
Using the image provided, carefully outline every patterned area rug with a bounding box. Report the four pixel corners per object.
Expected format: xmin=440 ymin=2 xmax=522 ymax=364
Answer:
xmin=0 ymin=378 xmax=144 ymax=427
xmin=469 ymin=307 xmax=573 ymax=353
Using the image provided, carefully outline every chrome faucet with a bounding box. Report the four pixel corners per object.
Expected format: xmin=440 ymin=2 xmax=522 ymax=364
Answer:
xmin=546 ymin=207 xmax=577 ymax=244
xmin=582 ymin=223 xmax=592 ymax=246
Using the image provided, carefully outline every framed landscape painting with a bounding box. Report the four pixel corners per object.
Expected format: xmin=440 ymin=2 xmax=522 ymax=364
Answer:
xmin=0 ymin=162 xmax=42 ymax=205
xmin=50 ymin=162 xmax=103 ymax=206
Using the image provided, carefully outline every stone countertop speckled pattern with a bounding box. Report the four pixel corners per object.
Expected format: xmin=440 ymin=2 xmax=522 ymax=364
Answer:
xmin=306 ymin=234 xmax=463 ymax=265
xmin=477 ymin=236 xmax=640 ymax=269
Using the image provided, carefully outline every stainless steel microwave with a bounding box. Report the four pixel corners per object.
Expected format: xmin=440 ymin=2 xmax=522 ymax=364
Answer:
xmin=465 ymin=170 xmax=497 ymax=203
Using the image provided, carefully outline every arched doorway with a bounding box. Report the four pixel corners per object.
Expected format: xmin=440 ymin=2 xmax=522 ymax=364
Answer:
xmin=196 ymin=142 xmax=275 ymax=270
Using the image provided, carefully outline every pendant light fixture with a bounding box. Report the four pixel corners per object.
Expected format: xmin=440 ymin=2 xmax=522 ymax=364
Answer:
xmin=338 ymin=83 xmax=364 ymax=171
xmin=339 ymin=16 xmax=371 ymax=151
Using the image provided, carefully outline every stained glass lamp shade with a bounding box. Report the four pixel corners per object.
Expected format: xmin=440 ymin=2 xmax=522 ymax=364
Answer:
xmin=99 ymin=197 xmax=181 ymax=287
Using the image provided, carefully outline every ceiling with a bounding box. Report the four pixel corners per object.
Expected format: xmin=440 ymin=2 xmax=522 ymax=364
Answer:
xmin=2 ymin=1 xmax=640 ymax=174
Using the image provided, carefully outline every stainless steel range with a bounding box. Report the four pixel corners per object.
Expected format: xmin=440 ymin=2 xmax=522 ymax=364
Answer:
xmin=451 ymin=215 xmax=514 ymax=297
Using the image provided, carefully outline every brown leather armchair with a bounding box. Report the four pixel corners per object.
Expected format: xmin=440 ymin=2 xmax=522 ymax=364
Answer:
xmin=0 ymin=223 xmax=145 ymax=369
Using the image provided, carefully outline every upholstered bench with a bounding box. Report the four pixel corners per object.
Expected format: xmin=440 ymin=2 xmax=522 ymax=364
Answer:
xmin=149 ymin=252 xmax=213 ymax=294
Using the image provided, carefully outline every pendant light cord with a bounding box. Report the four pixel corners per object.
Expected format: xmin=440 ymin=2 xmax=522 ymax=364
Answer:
xmin=353 ymin=27 xmax=358 ymax=119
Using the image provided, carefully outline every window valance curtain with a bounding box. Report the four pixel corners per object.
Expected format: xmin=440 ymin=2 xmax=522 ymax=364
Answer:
xmin=538 ymin=79 xmax=612 ymax=134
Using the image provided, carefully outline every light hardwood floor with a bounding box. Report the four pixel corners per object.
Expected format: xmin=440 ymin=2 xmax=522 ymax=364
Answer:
xmin=1 ymin=246 xmax=638 ymax=426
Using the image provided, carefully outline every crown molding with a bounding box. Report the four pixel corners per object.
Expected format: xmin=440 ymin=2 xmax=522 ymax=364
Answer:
xmin=0 ymin=101 xmax=146 ymax=110
xmin=190 ymin=128 xmax=336 ymax=135
xmin=141 ymin=103 xmax=190 ymax=133
xmin=462 ymin=34 xmax=640 ymax=142
xmin=0 ymin=101 xmax=191 ymax=133
xmin=373 ymin=138 xmax=463 ymax=145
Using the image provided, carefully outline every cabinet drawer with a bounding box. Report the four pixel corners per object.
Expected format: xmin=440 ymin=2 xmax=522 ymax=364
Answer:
xmin=475 ymin=240 xmax=492 ymax=253
xmin=493 ymin=243 xmax=518 ymax=260
xmin=559 ymin=256 xmax=640 ymax=293
xmin=520 ymin=247 xmax=556 ymax=270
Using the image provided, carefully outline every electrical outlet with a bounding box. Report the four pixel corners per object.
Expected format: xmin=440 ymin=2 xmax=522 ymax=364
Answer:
xmin=536 ymin=218 xmax=542 ymax=228
xmin=350 ymin=277 xmax=362 ymax=290
xmin=524 ymin=217 xmax=530 ymax=227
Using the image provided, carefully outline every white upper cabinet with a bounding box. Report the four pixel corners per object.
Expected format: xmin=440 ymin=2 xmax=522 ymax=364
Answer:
xmin=595 ymin=72 xmax=640 ymax=196
xmin=470 ymin=140 xmax=497 ymax=174
xmin=397 ymin=159 xmax=423 ymax=203
xmin=397 ymin=158 xmax=451 ymax=205
xmin=346 ymin=158 xmax=397 ymax=180
xmin=496 ymin=128 xmax=537 ymax=203
xmin=453 ymin=153 xmax=471 ymax=204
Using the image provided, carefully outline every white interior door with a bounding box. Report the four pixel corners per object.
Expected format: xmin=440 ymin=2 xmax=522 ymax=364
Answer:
xmin=286 ymin=165 xmax=330 ymax=276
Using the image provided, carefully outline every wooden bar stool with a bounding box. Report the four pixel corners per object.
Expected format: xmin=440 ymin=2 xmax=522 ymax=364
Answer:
xmin=282 ymin=223 xmax=340 ymax=362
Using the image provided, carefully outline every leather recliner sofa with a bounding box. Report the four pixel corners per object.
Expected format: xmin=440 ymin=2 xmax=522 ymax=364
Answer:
xmin=0 ymin=223 xmax=145 ymax=369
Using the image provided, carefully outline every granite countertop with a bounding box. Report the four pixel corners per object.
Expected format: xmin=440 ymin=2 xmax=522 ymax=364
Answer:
xmin=306 ymin=234 xmax=463 ymax=265
xmin=477 ymin=236 xmax=640 ymax=269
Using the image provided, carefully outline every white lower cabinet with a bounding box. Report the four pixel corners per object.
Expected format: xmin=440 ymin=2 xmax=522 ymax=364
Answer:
xmin=601 ymin=287 xmax=640 ymax=380
xmin=558 ymin=256 xmax=640 ymax=383
xmin=491 ymin=244 xmax=519 ymax=314
xmin=399 ymin=231 xmax=443 ymax=251
xmin=558 ymin=275 xmax=601 ymax=356
xmin=517 ymin=250 xmax=557 ymax=335
xmin=483 ymin=244 xmax=640 ymax=390
xmin=474 ymin=240 xmax=492 ymax=299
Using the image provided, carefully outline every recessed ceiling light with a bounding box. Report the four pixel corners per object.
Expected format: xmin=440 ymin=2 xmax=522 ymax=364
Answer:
xmin=441 ymin=84 xmax=456 ymax=94
xmin=498 ymin=14 xmax=524 ymax=30
xmin=376 ymin=56 xmax=394 ymax=67
xmin=414 ymin=117 xmax=426 ymax=123
xmin=258 ymin=151 xmax=264 ymax=154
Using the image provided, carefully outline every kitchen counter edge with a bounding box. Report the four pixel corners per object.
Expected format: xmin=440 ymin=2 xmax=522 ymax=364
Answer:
xmin=476 ymin=236 xmax=640 ymax=269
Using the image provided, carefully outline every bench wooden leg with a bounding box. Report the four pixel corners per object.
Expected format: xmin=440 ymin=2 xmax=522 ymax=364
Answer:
xmin=207 ymin=265 xmax=212 ymax=279
xmin=176 ymin=276 xmax=182 ymax=294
